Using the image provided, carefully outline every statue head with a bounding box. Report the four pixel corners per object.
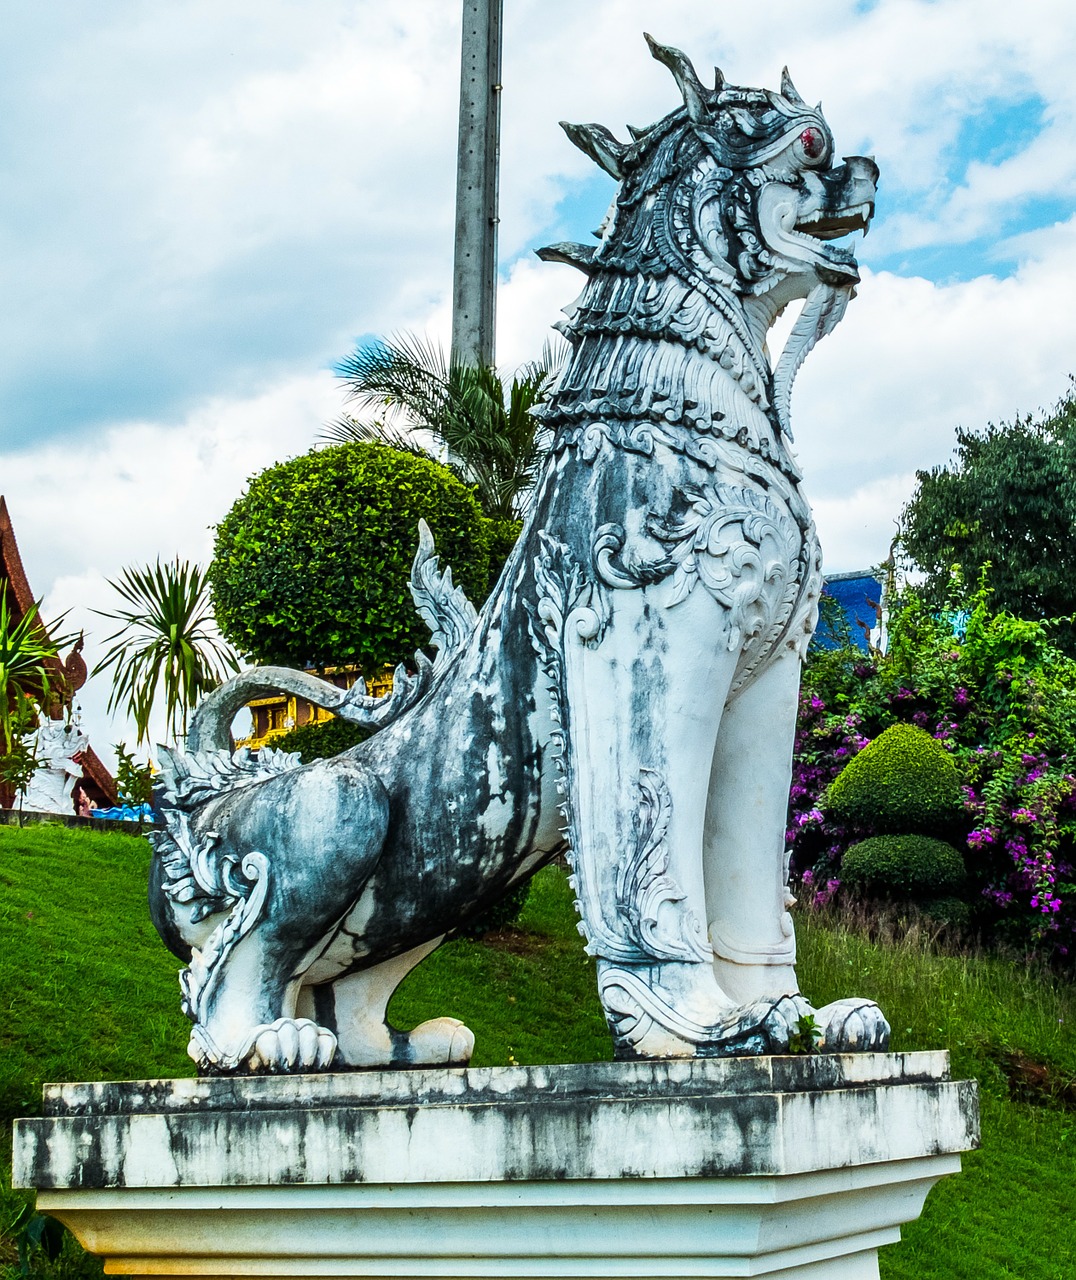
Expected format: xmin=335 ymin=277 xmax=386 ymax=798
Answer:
xmin=555 ymin=36 xmax=879 ymax=436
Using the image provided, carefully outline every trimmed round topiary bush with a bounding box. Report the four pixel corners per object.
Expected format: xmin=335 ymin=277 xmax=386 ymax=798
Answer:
xmin=210 ymin=442 xmax=491 ymax=672
xmin=824 ymin=722 xmax=961 ymax=835
xmin=841 ymin=834 xmax=966 ymax=900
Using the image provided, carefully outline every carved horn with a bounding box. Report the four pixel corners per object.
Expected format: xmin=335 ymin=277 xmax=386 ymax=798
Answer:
xmin=560 ymin=120 xmax=626 ymax=178
xmin=644 ymin=33 xmax=707 ymax=124
xmin=713 ymin=66 xmax=725 ymax=93
xmin=780 ymin=67 xmax=808 ymax=107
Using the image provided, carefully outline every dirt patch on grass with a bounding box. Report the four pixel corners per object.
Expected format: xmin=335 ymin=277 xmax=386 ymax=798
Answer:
xmin=996 ymin=1048 xmax=1076 ymax=1111
xmin=480 ymin=926 xmax=549 ymax=958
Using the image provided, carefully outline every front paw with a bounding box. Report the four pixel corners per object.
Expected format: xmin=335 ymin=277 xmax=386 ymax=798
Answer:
xmin=245 ymin=1017 xmax=338 ymax=1072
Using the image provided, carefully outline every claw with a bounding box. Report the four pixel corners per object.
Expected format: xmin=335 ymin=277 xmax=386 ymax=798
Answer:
xmin=298 ymin=1020 xmax=321 ymax=1067
xmin=814 ymin=998 xmax=891 ymax=1052
xmin=243 ymin=1017 xmax=338 ymax=1073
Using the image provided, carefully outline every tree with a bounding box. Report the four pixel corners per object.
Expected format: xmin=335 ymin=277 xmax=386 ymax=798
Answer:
xmin=92 ymin=559 xmax=239 ymax=747
xmin=899 ymin=388 xmax=1076 ymax=633
xmin=327 ymin=334 xmax=557 ymax=522
xmin=209 ymin=442 xmax=492 ymax=673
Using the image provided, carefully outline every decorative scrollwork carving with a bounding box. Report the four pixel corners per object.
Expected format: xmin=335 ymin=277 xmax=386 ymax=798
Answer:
xmin=649 ymin=481 xmax=802 ymax=650
xmin=616 ymin=770 xmax=711 ymax=963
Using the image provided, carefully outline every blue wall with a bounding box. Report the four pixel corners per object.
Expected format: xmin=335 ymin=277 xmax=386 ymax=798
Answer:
xmin=814 ymin=573 xmax=882 ymax=651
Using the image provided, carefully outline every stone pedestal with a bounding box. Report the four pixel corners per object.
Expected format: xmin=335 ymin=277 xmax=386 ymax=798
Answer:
xmin=13 ymin=1052 xmax=977 ymax=1279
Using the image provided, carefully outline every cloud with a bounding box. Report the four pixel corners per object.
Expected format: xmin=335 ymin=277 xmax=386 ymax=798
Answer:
xmin=0 ymin=1 xmax=460 ymax=451
xmin=7 ymin=370 xmax=338 ymax=762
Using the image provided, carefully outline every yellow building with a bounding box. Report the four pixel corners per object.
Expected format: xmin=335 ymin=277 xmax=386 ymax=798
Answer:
xmin=239 ymin=667 xmax=394 ymax=751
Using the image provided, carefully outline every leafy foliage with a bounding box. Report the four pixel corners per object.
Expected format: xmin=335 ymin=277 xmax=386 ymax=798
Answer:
xmin=900 ymin=386 xmax=1076 ymax=645
xmin=790 ymin=575 xmax=1076 ymax=962
xmin=841 ymin=835 xmax=966 ymax=899
xmin=458 ymin=881 xmax=531 ymax=940
xmin=329 ymin=334 xmax=557 ymax=521
xmin=0 ymin=727 xmax=39 ymax=823
xmin=273 ymin=717 xmax=372 ymax=761
xmin=0 ymin=588 xmax=70 ymax=754
xmin=113 ymin=745 xmax=154 ymax=808
xmin=91 ymin=560 xmax=238 ymax=747
xmin=209 ymin=442 xmax=491 ymax=672
xmin=824 ymin=723 xmax=962 ymax=836
xmin=485 ymin=515 xmax=523 ymax=589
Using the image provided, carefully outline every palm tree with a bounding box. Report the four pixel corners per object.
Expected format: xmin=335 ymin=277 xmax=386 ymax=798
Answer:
xmin=0 ymin=586 xmax=72 ymax=753
xmin=325 ymin=334 xmax=560 ymax=522
xmin=92 ymin=559 xmax=239 ymax=747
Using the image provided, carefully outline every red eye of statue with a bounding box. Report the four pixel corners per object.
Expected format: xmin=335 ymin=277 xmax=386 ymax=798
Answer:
xmin=799 ymin=127 xmax=826 ymax=160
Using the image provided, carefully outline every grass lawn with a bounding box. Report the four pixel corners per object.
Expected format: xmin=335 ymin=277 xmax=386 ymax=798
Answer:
xmin=1 ymin=823 xmax=1074 ymax=1278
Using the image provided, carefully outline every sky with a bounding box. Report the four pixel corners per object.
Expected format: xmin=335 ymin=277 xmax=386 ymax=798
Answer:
xmin=2 ymin=0 xmax=1075 ymax=762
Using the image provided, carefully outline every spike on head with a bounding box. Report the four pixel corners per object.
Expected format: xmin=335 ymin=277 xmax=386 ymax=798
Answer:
xmin=714 ymin=66 xmax=725 ymax=93
xmin=560 ymin=120 xmax=625 ymax=179
xmin=780 ymin=67 xmax=808 ymax=107
xmin=643 ymin=32 xmax=707 ymax=124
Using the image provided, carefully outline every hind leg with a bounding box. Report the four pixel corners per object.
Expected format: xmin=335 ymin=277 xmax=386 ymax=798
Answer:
xmin=299 ymin=939 xmax=475 ymax=1069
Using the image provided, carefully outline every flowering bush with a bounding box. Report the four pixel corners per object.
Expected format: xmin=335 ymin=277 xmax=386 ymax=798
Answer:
xmin=789 ymin=575 xmax=1076 ymax=963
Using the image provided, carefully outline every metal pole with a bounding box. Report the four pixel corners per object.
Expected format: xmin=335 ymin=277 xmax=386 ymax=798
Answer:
xmin=451 ymin=0 xmax=502 ymax=367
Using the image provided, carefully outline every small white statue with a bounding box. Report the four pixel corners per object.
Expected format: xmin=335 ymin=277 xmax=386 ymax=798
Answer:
xmin=21 ymin=720 xmax=89 ymax=815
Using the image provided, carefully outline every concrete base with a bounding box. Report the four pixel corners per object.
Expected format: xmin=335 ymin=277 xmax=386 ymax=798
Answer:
xmin=13 ymin=1053 xmax=978 ymax=1279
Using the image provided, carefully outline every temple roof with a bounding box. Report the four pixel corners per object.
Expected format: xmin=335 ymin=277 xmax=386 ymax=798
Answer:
xmin=0 ymin=495 xmax=38 ymax=619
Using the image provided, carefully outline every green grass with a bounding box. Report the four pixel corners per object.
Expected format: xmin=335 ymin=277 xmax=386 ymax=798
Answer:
xmin=0 ymin=824 xmax=1074 ymax=1278
xmin=795 ymin=910 xmax=1076 ymax=1280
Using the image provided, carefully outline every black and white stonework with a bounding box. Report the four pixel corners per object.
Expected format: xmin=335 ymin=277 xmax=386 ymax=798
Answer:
xmin=149 ymin=36 xmax=890 ymax=1074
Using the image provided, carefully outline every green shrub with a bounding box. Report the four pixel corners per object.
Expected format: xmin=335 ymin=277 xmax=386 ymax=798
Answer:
xmin=209 ymin=442 xmax=491 ymax=672
xmin=485 ymin=516 xmax=522 ymax=591
xmin=841 ymin=834 xmax=966 ymax=899
xmin=825 ymin=722 xmax=961 ymax=835
xmin=273 ymin=717 xmax=373 ymax=762
xmin=921 ymin=895 xmax=973 ymax=928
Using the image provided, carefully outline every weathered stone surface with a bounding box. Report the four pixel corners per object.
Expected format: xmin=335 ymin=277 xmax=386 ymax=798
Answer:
xmin=16 ymin=1053 xmax=975 ymax=1190
xmin=14 ymin=1055 xmax=978 ymax=1278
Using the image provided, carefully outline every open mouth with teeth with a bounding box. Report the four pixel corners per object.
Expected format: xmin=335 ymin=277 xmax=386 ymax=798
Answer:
xmin=796 ymin=199 xmax=874 ymax=241
xmin=790 ymin=155 xmax=879 ymax=269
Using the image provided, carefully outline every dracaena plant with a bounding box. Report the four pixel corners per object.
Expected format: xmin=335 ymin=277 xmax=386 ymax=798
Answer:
xmin=0 ymin=585 xmax=72 ymax=753
xmin=92 ymin=559 xmax=239 ymax=747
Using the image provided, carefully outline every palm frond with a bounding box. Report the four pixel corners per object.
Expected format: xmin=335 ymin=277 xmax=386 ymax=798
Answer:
xmin=320 ymin=415 xmax=434 ymax=459
xmin=91 ymin=559 xmax=239 ymax=746
xmin=0 ymin=586 xmax=77 ymax=751
xmin=331 ymin=333 xmax=565 ymax=520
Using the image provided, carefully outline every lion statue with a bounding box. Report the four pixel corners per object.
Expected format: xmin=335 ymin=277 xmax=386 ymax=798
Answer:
xmin=149 ymin=36 xmax=889 ymax=1073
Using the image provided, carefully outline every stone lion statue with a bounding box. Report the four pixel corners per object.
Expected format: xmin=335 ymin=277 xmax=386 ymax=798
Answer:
xmin=149 ymin=36 xmax=889 ymax=1073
